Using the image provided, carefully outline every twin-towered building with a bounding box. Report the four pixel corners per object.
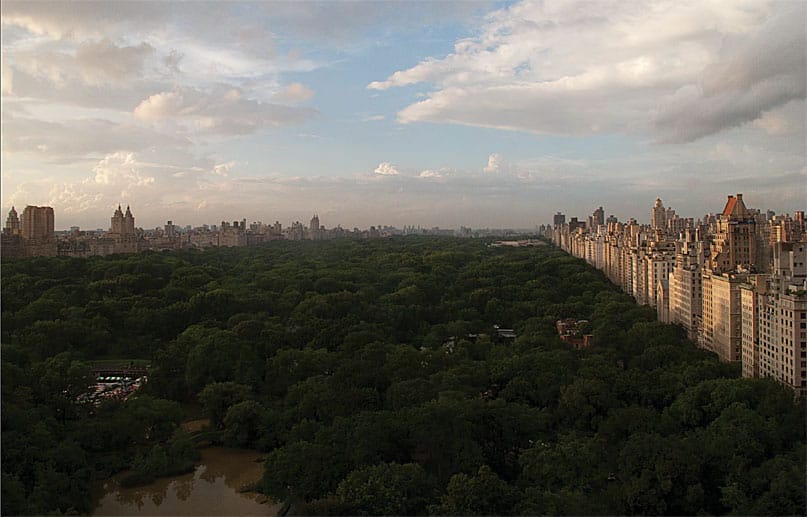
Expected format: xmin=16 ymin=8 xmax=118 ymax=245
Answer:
xmin=549 ymin=194 xmax=807 ymax=396
xmin=2 ymin=205 xmax=390 ymax=259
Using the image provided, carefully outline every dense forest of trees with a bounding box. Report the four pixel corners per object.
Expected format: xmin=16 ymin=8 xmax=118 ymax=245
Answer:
xmin=2 ymin=237 xmax=804 ymax=515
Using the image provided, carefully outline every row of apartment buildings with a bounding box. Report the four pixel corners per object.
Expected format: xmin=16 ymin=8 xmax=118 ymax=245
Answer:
xmin=1 ymin=205 xmax=452 ymax=259
xmin=546 ymin=194 xmax=807 ymax=396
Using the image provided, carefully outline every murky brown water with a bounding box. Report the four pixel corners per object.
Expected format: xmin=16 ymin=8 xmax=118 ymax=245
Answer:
xmin=93 ymin=448 xmax=281 ymax=516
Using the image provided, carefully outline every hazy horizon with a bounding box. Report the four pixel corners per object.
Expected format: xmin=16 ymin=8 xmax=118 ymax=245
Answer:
xmin=2 ymin=0 xmax=805 ymax=230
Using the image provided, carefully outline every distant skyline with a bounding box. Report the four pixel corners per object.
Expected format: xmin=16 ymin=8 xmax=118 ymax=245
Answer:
xmin=2 ymin=0 xmax=805 ymax=229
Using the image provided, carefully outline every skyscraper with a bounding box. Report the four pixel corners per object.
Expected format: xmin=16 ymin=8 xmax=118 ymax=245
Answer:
xmin=4 ymin=206 xmax=20 ymax=235
xmin=709 ymin=194 xmax=756 ymax=273
xmin=16 ymin=205 xmax=56 ymax=257
xmin=651 ymin=197 xmax=666 ymax=231
xmin=21 ymin=205 xmax=54 ymax=242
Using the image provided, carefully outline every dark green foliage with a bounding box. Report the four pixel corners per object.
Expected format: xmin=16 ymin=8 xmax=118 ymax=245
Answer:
xmin=2 ymin=237 xmax=804 ymax=515
xmin=121 ymin=428 xmax=199 ymax=487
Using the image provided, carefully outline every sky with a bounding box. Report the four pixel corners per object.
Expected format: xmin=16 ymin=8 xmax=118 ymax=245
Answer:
xmin=1 ymin=0 xmax=805 ymax=230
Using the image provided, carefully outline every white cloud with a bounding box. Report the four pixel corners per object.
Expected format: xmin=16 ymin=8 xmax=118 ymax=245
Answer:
xmin=419 ymin=169 xmax=442 ymax=178
xmin=374 ymin=162 xmax=399 ymax=175
xmin=272 ymin=82 xmax=315 ymax=102
xmin=91 ymin=152 xmax=154 ymax=187
xmin=363 ymin=115 xmax=385 ymax=122
xmin=134 ymin=91 xmax=187 ymax=120
xmin=483 ymin=153 xmax=505 ymax=173
xmin=133 ymin=87 xmax=317 ymax=134
xmin=213 ymin=161 xmax=237 ymax=176
xmin=372 ymin=0 xmax=804 ymax=143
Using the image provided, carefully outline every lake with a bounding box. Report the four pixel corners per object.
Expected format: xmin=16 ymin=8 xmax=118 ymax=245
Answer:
xmin=93 ymin=447 xmax=281 ymax=516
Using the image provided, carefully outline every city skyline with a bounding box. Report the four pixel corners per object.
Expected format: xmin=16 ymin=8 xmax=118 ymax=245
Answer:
xmin=2 ymin=0 xmax=805 ymax=229
xmin=7 ymin=190 xmax=803 ymax=236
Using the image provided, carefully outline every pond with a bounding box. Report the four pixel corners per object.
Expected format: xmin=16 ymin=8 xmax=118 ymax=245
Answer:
xmin=93 ymin=447 xmax=281 ymax=516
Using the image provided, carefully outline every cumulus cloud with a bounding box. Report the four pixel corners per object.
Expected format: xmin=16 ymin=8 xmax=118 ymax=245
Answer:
xmin=133 ymin=91 xmax=182 ymax=119
xmin=371 ymin=0 xmax=805 ymax=143
xmin=91 ymin=152 xmax=154 ymax=187
xmin=374 ymin=162 xmax=399 ymax=175
xmin=483 ymin=153 xmax=505 ymax=173
xmin=34 ymin=152 xmax=159 ymax=220
xmin=272 ymin=82 xmax=315 ymax=102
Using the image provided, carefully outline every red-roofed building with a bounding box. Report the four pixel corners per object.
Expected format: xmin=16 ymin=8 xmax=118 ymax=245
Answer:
xmin=709 ymin=193 xmax=757 ymax=274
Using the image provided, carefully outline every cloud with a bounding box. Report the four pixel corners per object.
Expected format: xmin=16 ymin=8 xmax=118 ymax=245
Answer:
xmin=272 ymin=83 xmax=315 ymax=102
xmin=213 ymin=161 xmax=237 ymax=176
xmin=371 ymin=0 xmax=805 ymax=142
xmin=483 ymin=153 xmax=504 ymax=173
xmin=133 ymin=91 xmax=187 ymax=120
xmin=419 ymin=169 xmax=442 ymax=178
xmin=0 ymin=56 xmax=12 ymax=94
xmin=91 ymin=152 xmax=155 ymax=187
xmin=0 ymin=113 xmax=191 ymax=161
xmin=654 ymin=3 xmax=806 ymax=143
xmin=75 ymin=38 xmax=155 ymax=84
xmin=163 ymin=49 xmax=183 ymax=74
xmin=133 ymin=86 xmax=318 ymax=135
xmin=374 ymin=162 xmax=399 ymax=175
xmin=363 ymin=115 xmax=385 ymax=122
xmin=751 ymin=109 xmax=795 ymax=136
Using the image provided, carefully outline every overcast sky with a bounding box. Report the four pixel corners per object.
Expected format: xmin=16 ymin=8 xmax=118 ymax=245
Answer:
xmin=1 ymin=0 xmax=804 ymax=229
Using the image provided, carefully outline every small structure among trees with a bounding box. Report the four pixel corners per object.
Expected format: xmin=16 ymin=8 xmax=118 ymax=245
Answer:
xmin=556 ymin=319 xmax=593 ymax=349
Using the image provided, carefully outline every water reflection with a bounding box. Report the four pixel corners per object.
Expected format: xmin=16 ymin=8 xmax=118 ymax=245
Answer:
xmin=94 ymin=448 xmax=280 ymax=516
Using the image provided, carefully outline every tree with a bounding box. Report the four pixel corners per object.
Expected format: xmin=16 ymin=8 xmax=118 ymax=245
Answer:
xmin=223 ymin=400 xmax=265 ymax=448
xmin=198 ymin=382 xmax=252 ymax=429
xmin=332 ymin=462 xmax=436 ymax=515
xmin=431 ymin=465 xmax=520 ymax=515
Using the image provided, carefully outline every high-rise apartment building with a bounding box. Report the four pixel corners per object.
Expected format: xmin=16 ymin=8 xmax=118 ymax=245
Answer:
xmin=651 ymin=198 xmax=666 ymax=232
xmin=591 ymin=206 xmax=604 ymax=229
xmin=17 ymin=205 xmax=57 ymax=257
xmin=709 ymin=194 xmax=756 ymax=273
xmin=550 ymin=192 xmax=805 ymax=395
xmin=669 ymin=247 xmax=703 ymax=340
xmin=4 ymin=206 xmax=20 ymax=235
xmin=1 ymin=207 xmax=24 ymax=258
xmin=22 ymin=205 xmax=55 ymax=242
xmin=743 ymin=241 xmax=807 ymax=396
xmin=110 ymin=205 xmax=136 ymax=238
xmin=740 ymin=275 xmax=767 ymax=379
xmin=701 ymin=270 xmax=746 ymax=362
